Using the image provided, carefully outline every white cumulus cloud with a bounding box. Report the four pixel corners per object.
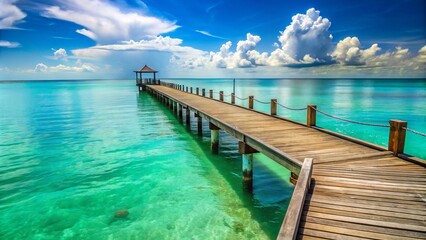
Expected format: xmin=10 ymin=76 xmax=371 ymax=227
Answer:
xmin=42 ymin=0 xmax=179 ymax=44
xmin=0 ymin=40 xmax=20 ymax=48
xmin=53 ymin=48 xmax=68 ymax=60
xmin=0 ymin=0 xmax=26 ymax=29
xmin=181 ymin=8 xmax=335 ymax=69
xmin=34 ymin=63 xmax=48 ymax=72
xmin=332 ymin=37 xmax=381 ymax=65
xmin=277 ymin=8 xmax=333 ymax=63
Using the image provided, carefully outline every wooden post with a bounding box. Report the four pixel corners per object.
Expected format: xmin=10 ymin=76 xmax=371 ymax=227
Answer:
xmin=197 ymin=112 xmax=202 ymax=136
xmin=307 ymin=104 xmax=317 ymax=127
xmin=271 ymin=99 xmax=277 ymax=116
xmin=249 ymin=96 xmax=254 ymax=109
xmin=190 ymin=87 xmax=193 ymax=94
xmin=182 ymin=85 xmax=184 ymax=91
xmin=388 ymin=120 xmax=407 ymax=156
xmin=196 ymin=87 xmax=199 ymax=95
xmin=209 ymin=122 xmax=220 ymax=154
xmin=186 ymin=107 xmax=191 ymax=126
xmin=239 ymin=142 xmax=258 ymax=192
xmin=202 ymin=88 xmax=206 ymax=97
xmin=209 ymin=90 xmax=213 ymax=98
xmin=231 ymin=93 xmax=235 ymax=104
xmin=186 ymin=87 xmax=188 ymax=92
xmin=219 ymin=91 xmax=224 ymax=101
xmin=178 ymin=104 xmax=183 ymax=121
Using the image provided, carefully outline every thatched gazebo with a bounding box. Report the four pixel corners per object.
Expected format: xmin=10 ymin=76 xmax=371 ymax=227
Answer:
xmin=134 ymin=65 xmax=159 ymax=91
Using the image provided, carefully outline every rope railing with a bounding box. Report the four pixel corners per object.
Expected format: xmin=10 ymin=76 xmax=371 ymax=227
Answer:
xmin=274 ymin=100 xmax=307 ymax=111
xmin=314 ymin=107 xmax=390 ymax=128
xmin=403 ymin=127 xmax=426 ymax=137
xmin=253 ymin=98 xmax=270 ymax=104
xmin=235 ymin=95 xmax=249 ymax=101
xmin=154 ymin=82 xmax=424 ymax=157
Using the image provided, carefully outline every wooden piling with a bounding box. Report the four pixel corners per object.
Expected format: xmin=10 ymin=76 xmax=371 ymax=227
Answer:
xmin=178 ymin=103 xmax=183 ymax=121
xmin=219 ymin=91 xmax=224 ymax=101
xmin=197 ymin=112 xmax=202 ymax=136
xmin=186 ymin=87 xmax=188 ymax=92
xmin=186 ymin=107 xmax=191 ymax=126
xmin=271 ymin=99 xmax=277 ymax=116
xmin=209 ymin=122 xmax=220 ymax=154
xmin=307 ymin=104 xmax=317 ymax=127
xmin=190 ymin=87 xmax=193 ymax=94
xmin=249 ymin=96 xmax=254 ymax=109
xmin=239 ymin=142 xmax=258 ymax=192
xmin=202 ymin=88 xmax=206 ymax=97
xmin=388 ymin=120 xmax=407 ymax=156
xmin=209 ymin=90 xmax=213 ymax=99
xmin=196 ymin=87 xmax=199 ymax=95
xmin=231 ymin=93 xmax=235 ymax=104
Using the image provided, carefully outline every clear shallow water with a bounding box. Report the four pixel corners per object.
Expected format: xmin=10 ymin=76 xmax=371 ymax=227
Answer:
xmin=165 ymin=78 xmax=426 ymax=159
xmin=0 ymin=80 xmax=292 ymax=239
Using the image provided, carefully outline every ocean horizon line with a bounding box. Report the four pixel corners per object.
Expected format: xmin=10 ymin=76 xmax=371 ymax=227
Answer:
xmin=1 ymin=77 xmax=425 ymax=83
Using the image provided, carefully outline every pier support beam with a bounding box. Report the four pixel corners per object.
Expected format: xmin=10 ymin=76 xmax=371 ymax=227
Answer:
xmin=239 ymin=141 xmax=258 ymax=192
xmin=388 ymin=120 xmax=407 ymax=156
xmin=290 ymin=172 xmax=298 ymax=185
xmin=178 ymin=104 xmax=183 ymax=121
xmin=197 ymin=112 xmax=202 ymax=136
xmin=209 ymin=122 xmax=220 ymax=154
xmin=186 ymin=107 xmax=191 ymax=126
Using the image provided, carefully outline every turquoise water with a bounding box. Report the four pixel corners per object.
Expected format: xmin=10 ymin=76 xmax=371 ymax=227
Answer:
xmin=165 ymin=78 xmax=426 ymax=159
xmin=0 ymin=80 xmax=292 ymax=239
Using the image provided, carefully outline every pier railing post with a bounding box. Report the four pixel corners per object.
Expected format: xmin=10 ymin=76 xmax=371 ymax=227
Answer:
xmin=249 ymin=96 xmax=254 ymax=109
xmin=209 ymin=122 xmax=220 ymax=154
xmin=307 ymin=104 xmax=317 ymax=127
xmin=209 ymin=90 xmax=213 ymax=99
xmin=231 ymin=93 xmax=235 ymax=104
xmin=190 ymin=87 xmax=193 ymax=94
xmin=196 ymin=87 xmax=199 ymax=95
xmin=388 ymin=120 xmax=407 ymax=156
xmin=219 ymin=91 xmax=224 ymax=101
xmin=186 ymin=87 xmax=188 ymax=92
xmin=202 ymin=89 xmax=206 ymax=97
xmin=271 ymin=99 xmax=277 ymax=116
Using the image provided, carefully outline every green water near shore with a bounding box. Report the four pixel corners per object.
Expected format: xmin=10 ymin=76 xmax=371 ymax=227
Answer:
xmin=0 ymin=80 xmax=292 ymax=239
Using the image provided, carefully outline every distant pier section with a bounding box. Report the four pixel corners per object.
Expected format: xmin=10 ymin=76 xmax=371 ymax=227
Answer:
xmin=134 ymin=65 xmax=160 ymax=91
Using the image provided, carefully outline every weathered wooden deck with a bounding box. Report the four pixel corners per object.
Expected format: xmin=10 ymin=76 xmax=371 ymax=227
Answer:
xmin=145 ymin=84 xmax=426 ymax=240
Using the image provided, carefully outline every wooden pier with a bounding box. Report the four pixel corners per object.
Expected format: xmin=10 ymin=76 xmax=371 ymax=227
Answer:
xmin=142 ymin=82 xmax=426 ymax=239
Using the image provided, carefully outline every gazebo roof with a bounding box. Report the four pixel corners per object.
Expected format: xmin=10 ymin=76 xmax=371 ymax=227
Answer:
xmin=134 ymin=65 xmax=158 ymax=73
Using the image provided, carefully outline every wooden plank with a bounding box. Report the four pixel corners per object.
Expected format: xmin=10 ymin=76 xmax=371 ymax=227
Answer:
xmin=278 ymin=158 xmax=313 ymax=240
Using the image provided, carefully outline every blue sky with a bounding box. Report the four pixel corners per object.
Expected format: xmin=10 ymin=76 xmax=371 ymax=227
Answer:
xmin=0 ymin=0 xmax=425 ymax=80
